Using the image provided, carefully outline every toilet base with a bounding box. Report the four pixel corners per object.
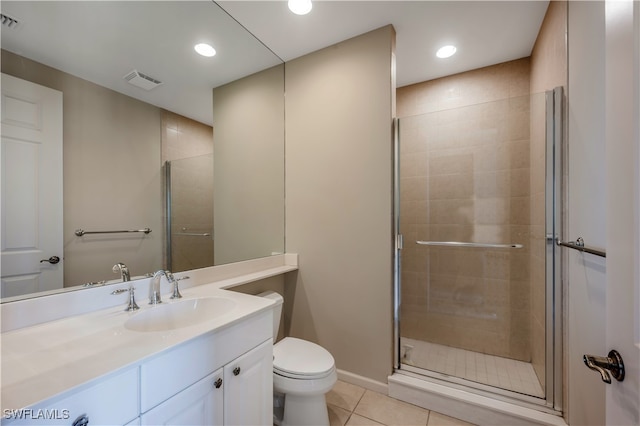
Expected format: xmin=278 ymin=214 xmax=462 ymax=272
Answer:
xmin=280 ymin=393 xmax=330 ymax=426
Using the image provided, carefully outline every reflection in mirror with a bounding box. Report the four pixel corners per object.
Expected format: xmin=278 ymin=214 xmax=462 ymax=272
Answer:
xmin=166 ymin=153 xmax=214 ymax=273
xmin=0 ymin=1 xmax=285 ymax=302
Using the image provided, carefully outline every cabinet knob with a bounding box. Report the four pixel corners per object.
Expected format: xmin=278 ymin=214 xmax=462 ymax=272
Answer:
xmin=214 ymin=377 xmax=223 ymax=389
xmin=233 ymin=367 xmax=241 ymax=376
xmin=72 ymin=414 xmax=89 ymax=426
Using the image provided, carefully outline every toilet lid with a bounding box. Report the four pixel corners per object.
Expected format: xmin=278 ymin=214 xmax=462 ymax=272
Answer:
xmin=273 ymin=337 xmax=335 ymax=378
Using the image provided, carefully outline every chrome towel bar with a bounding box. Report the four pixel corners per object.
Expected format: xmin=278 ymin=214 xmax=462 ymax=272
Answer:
xmin=175 ymin=231 xmax=211 ymax=237
xmin=557 ymin=237 xmax=606 ymax=258
xmin=75 ymin=228 xmax=152 ymax=236
xmin=416 ymin=241 xmax=523 ymax=249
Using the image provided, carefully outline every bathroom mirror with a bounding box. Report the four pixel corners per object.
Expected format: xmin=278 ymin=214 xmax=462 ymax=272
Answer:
xmin=0 ymin=1 xmax=284 ymax=301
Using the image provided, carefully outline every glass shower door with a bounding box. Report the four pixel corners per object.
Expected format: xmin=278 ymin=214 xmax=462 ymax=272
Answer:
xmin=396 ymin=90 xmax=561 ymax=404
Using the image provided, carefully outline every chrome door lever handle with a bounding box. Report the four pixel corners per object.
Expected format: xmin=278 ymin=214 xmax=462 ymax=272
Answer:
xmin=583 ymin=350 xmax=625 ymax=383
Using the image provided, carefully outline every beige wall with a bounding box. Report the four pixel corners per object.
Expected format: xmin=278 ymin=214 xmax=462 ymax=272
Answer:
xmin=529 ymin=0 xmax=567 ymax=392
xmin=2 ymin=49 xmax=163 ymax=287
xmin=397 ymin=58 xmax=533 ymax=363
xmin=212 ymin=64 xmax=285 ymax=265
xmin=284 ymin=26 xmax=396 ymax=384
xmin=230 ymin=275 xmax=287 ymax=343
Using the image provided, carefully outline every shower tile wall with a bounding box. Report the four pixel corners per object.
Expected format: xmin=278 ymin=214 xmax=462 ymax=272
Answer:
xmin=161 ymin=110 xmax=214 ymax=162
xmin=161 ymin=111 xmax=214 ymax=272
xmin=398 ymin=59 xmax=532 ymax=362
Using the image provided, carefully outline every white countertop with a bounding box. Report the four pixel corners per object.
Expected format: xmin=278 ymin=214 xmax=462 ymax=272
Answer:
xmin=0 ymin=254 xmax=298 ymax=413
xmin=1 ymin=285 xmax=271 ymax=412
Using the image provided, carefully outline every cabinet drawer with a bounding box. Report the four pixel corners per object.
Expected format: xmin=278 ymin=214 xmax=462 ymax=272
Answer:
xmin=4 ymin=367 xmax=139 ymax=426
xmin=140 ymin=309 xmax=271 ymax=412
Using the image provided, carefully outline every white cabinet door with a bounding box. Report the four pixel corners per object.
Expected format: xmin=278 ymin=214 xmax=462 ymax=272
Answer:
xmin=223 ymin=339 xmax=273 ymax=426
xmin=141 ymin=369 xmax=224 ymax=426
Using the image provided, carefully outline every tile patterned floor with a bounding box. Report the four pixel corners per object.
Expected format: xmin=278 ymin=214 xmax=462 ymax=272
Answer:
xmin=326 ymin=380 xmax=476 ymax=426
xmin=401 ymin=338 xmax=544 ymax=398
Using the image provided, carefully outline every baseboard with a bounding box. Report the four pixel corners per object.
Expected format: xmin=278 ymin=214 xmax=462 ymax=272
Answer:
xmin=336 ymin=369 xmax=388 ymax=394
xmin=388 ymin=373 xmax=567 ymax=426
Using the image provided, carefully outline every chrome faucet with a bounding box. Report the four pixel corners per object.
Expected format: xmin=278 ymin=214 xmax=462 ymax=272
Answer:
xmin=112 ymin=262 xmax=131 ymax=282
xmin=149 ymin=270 xmax=177 ymax=304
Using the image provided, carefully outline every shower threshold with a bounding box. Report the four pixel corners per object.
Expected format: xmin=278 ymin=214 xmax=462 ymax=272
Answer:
xmin=401 ymin=338 xmax=544 ymax=398
xmin=388 ymin=372 xmax=566 ymax=426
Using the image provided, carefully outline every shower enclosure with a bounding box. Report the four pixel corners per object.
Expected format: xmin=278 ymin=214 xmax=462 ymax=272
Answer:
xmin=165 ymin=153 xmax=215 ymax=273
xmin=394 ymin=88 xmax=563 ymax=409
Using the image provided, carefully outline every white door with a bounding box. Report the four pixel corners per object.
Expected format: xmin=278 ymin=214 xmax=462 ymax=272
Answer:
xmin=567 ymin=2 xmax=639 ymax=424
xmin=223 ymin=339 xmax=273 ymax=425
xmin=1 ymin=73 xmax=63 ymax=298
xmin=604 ymin=1 xmax=640 ymax=424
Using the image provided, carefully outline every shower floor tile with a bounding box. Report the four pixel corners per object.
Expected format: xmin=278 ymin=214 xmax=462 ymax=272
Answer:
xmin=401 ymin=337 xmax=545 ymax=398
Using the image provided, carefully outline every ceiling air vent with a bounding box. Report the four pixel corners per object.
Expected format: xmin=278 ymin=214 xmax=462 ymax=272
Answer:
xmin=1 ymin=13 xmax=20 ymax=29
xmin=123 ymin=70 xmax=163 ymax=91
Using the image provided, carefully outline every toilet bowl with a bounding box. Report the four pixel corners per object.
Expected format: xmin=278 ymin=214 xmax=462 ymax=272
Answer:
xmin=259 ymin=291 xmax=337 ymax=426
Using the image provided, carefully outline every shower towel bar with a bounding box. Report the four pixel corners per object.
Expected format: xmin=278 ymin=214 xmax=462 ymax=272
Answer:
xmin=175 ymin=231 xmax=211 ymax=237
xmin=75 ymin=228 xmax=152 ymax=237
xmin=557 ymin=237 xmax=606 ymax=258
xmin=416 ymin=241 xmax=523 ymax=249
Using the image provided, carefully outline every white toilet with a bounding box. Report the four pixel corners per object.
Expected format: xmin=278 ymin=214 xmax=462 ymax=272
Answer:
xmin=259 ymin=291 xmax=337 ymax=426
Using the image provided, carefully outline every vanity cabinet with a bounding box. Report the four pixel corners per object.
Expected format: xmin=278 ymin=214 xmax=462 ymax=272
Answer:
xmin=3 ymin=308 xmax=274 ymax=426
xmin=140 ymin=339 xmax=272 ymax=426
xmin=138 ymin=310 xmax=273 ymax=425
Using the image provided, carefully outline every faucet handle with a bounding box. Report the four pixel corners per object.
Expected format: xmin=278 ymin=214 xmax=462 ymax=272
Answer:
xmin=112 ymin=286 xmax=140 ymax=311
xmin=170 ymin=273 xmax=183 ymax=300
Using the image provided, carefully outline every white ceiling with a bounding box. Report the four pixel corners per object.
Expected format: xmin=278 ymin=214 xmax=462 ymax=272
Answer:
xmin=219 ymin=1 xmax=549 ymax=88
xmin=0 ymin=1 xmax=549 ymax=126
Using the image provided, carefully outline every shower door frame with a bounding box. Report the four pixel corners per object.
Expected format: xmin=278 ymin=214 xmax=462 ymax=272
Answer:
xmin=392 ymin=87 xmax=564 ymax=413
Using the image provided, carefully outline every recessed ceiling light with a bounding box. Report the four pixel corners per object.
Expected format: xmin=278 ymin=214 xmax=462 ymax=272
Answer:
xmin=194 ymin=43 xmax=216 ymax=57
xmin=436 ymin=45 xmax=457 ymax=59
xmin=288 ymin=0 xmax=312 ymax=15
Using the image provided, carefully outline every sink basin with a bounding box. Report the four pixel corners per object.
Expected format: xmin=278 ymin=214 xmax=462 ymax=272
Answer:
xmin=125 ymin=297 xmax=237 ymax=332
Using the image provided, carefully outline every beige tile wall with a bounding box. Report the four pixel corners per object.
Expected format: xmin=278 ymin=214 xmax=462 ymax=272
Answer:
xmin=161 ymin=110 xmax=214 ymax=163
xmin=160 ymin=111 xmax=214 ymax=272
xmin=166 ymin=154 xmax=214 ymax=273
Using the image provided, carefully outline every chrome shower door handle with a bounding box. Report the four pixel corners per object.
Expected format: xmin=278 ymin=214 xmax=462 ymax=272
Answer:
xmin=583 ymin=350 xmax=625 ymax=383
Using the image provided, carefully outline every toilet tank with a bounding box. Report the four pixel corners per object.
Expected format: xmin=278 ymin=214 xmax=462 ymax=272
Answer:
xmin=257 ymin=291 xmax=283 ymax=341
